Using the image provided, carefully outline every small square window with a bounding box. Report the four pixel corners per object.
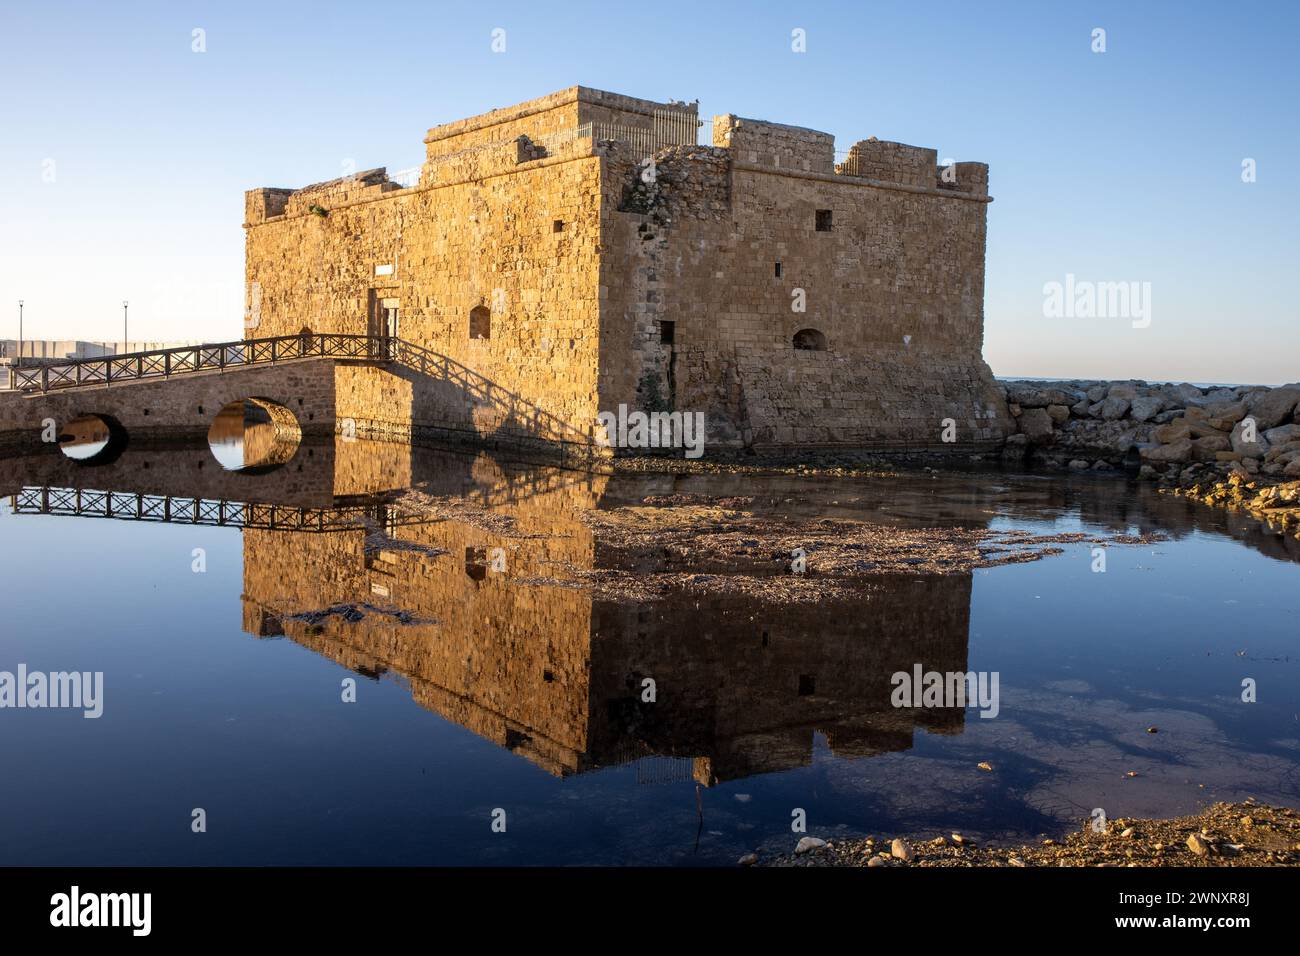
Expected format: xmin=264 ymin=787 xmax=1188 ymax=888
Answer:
xmin=798 ymin=674 xmax=816 ymax=696
xmin=815 ymin=209 xmax=833 ymax=232
xmin=774 ymin=261 xmax=783 ymax=278
xmin=657 ymin=320 xmax=675 ymax=345
xmin=552 ymin=219 xmax=564 ymax=233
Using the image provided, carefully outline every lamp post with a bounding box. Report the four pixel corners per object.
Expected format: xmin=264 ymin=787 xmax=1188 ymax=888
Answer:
xmin=16 ymin=300 xmax=22 ymax=368
xmin=122 ymin=300 xmax=129 ymax=353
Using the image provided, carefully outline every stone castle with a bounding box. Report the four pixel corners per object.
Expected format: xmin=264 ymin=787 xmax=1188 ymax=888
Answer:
xmin=244 ymin=86 xmax=1012 ymax=456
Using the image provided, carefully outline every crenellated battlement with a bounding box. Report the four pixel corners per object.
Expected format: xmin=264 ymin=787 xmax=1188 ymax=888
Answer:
xmin=712 ymin=114 xmax=836 ymax=175
xmin=245 ymin=87 xmax=987 ymax=229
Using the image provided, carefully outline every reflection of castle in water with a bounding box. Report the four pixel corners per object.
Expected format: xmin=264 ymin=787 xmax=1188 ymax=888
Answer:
xmin=12 ymin=432 xmax=1298 ymax=785
xmin=236 ymin=442 xmax=973 ymax=785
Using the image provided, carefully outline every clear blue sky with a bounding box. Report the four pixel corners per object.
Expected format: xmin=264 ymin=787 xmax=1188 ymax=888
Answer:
xmin=2 ymin=0 xmax=1296 ymax=384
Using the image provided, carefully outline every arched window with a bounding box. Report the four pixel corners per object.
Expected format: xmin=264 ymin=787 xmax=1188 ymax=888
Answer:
xmin=469 ymin=305 xmax=491 ymax=340
xmin=793 ymin=328 xmax=827 ymax=351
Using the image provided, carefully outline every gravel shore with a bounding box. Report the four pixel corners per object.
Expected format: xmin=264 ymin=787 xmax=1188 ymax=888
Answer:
xmin=759 ymin=801 xmax=1300 ymax=868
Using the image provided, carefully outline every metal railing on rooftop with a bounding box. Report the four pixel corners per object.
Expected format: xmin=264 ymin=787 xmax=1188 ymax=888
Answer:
xmin=387 ymin=166 xmax=422 ymax=188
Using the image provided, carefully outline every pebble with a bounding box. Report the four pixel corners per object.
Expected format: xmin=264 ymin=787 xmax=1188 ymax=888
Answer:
xmin=866 ymin=855 xmax=887 ymax=868
xmin=738 ymin=853 xmax=758 ymax=866
xmin=795 ymin=836 xmax=827 ymax=855
xmin=1120 ymin=828 xmax=1136 ymax=838
xmin=1186 ymin=834 xmax=1211 ymax=856
xmin=891 ymin=838 xmax=916 ymax=862
xmin=978 ymin=761 xmax=994 ymax=772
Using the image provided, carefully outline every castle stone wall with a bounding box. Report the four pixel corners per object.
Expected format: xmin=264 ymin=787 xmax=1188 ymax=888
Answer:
xmin=244 ymin=152 xmax=604 ymax=448
xmin=241 ymin=86 xmax=1008 ymax=457
xmin=599 ymin=134 xmax=1012 ymax=450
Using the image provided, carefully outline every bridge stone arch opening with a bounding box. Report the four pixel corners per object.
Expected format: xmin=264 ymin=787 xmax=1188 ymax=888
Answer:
xmin=57 ymin=413 xmax=129 ymax=465
xmin=207 ymin=397 xmax=303 ymax=474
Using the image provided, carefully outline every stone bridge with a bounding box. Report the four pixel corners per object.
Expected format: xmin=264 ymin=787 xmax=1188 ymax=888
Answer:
xmin=0 ymin=334 xmax=600 ymax=465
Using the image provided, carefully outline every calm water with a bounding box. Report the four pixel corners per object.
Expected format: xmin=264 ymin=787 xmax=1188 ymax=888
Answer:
xmin=1 ymin=438 xmax=1298 ymax=866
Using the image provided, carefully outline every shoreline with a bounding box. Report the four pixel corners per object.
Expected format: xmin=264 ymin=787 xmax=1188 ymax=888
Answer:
xmin=760 ymin=801 xmax=1300 ymax=868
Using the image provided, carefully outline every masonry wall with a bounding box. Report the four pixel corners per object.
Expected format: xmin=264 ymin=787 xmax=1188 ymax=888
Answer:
xmin=243 ymin=91 xmax=1009 ymax=458
xmin=244 ymin=153 xmax=604 ymax=450
xmin=422 ymin=86 xmax=682 ymax=162
xmin=598 ymin=123 xmax=1012 ymax=450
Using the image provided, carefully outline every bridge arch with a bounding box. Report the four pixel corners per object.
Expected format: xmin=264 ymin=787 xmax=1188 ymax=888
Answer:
xmin=57 ymin=413 xmax=129 ymax=465
xmin=207 ymin=397 xmax=302 ymax=473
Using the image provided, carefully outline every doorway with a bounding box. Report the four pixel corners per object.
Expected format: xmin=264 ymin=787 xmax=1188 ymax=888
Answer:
xmin=379 ymin=297 xmax=400 ymax=339
xmin=368 ymin=290 xmax=400 ymax=354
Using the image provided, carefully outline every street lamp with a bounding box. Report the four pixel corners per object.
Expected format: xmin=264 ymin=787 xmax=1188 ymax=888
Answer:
xmin=122 ymin=300 xmax=129 ymax=352
xmin=16 ymin=300 xmax=22 ymax=368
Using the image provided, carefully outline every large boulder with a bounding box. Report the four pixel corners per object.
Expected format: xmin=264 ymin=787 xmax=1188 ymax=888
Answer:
xmin=1192 ymin=434 xmax=1231 ymax=459
xmin=1141 ymin=438 xmax=1193 ymax=464
xmin=1205 ymin=401 xmax=1249 ymax=431
xmin=1265 ymin=440 xmax=1300 ymax=464
xmin=1046 ymin=404 xmax=1070 ymax=425
xmin=1231 ymin=418 xmax=1270 ymax=457
xmin=1059 ymin=419 xmax=1144 ymax=457
xmin=1128 ymin=395 xmax=1166 ymax=422
xmin=1005 ymin=382 xmax=1080 ymax=408
xmin=1153 ymin=419 xmax=1191 ymax=443
xmin=1182 ymin=407 xmax=1231 ymax=438
xmin=1107 ymin=383 xmax=1140 ymax=401
xmin=1206 ymin=399 xmax=1247 ymax=420
xmin=1264 ymin=424 xmax=1300 ymax=446
xmin=1246 ymin=387 xmax=1300 ymax=430
xmin=1099 ymin=396 xmax=1131 ymax=420
xmin=1186 ymin=387 xmax=1240 ymax=406
xmin=1017 ymin=407 xmax=1056 ymax=443
xmin=1163 ymin=383 xmax=1204 ymax=404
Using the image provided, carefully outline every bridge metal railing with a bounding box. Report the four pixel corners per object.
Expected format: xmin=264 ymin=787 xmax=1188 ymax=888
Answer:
xmin=4 ymin=331 xmax=595 ymax=448
xmin=5 ymin=332 xmax=385 ymax=393
xmin=11 ymin=485 xmax=433 ymax=533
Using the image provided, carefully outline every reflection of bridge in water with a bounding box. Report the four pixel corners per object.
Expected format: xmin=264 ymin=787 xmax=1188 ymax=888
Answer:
xmin=11 ymin=485 xmax=432 ymax=533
